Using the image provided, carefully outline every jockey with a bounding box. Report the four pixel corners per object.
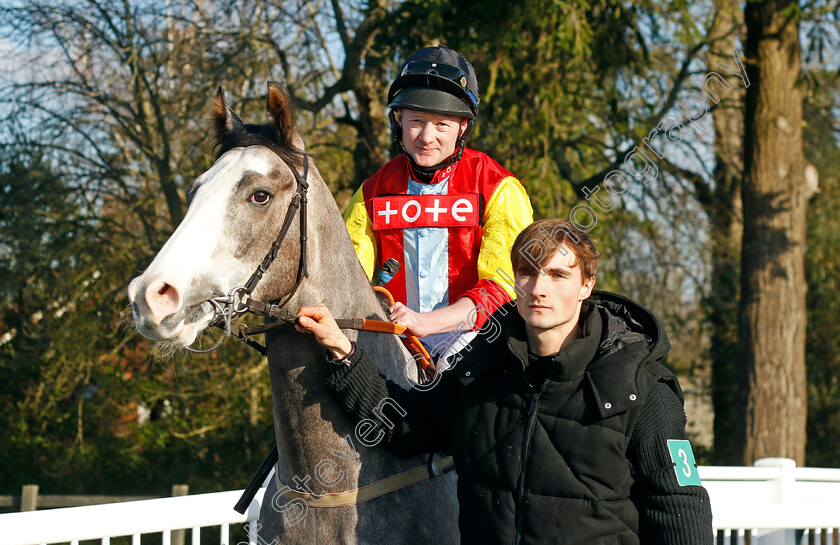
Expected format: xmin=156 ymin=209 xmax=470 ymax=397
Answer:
xmin=343 ymin=45 xmax=534 ymax=357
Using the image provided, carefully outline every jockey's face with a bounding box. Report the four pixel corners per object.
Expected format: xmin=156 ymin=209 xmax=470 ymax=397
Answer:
xmin=396 ymin=109 xmax=469 ymax=168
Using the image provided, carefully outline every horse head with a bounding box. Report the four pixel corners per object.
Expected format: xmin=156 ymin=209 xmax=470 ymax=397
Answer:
xmin=128 ymin=83 xmax=313 ymax=348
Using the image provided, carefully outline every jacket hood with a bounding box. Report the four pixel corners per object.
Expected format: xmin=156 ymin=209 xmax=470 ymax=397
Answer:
xmin=590 ymin=290 xmax=671 ymax=365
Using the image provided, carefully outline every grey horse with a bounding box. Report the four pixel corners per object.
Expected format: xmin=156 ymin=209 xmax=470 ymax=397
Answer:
xmin=127 ymin=82 xmax=459 ymax=544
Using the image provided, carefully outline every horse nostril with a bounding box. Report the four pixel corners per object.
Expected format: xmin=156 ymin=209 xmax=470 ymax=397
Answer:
xmin=145 ymin=279 xmax=183 ymax=320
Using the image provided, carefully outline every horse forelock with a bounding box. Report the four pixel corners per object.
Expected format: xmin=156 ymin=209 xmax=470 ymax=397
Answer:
xmin=213 ymin=121 xmax=307 ymax=173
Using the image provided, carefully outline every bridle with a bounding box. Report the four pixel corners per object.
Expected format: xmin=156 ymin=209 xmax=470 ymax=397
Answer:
xmin=187 ymin=153 xmax=310 ymax=354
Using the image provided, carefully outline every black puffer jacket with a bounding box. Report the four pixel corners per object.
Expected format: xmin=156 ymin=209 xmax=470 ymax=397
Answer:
xmin=327 ymin=291 xmax=713 ymax=545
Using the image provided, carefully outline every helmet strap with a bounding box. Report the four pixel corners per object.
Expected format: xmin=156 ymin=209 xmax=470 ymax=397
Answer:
xmin=404 ymin=141 xmax=465 ymax=183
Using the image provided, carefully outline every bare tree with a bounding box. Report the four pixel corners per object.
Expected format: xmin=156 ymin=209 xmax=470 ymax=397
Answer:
xmin=0 ymin=1 xmax=249 ymax=237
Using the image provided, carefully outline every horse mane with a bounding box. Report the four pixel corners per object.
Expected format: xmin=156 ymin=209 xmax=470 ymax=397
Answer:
xmin=212 ymin=122 xmax=308 ymax=171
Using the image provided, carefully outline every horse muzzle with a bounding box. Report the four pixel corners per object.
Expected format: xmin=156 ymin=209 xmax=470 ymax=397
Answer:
xmin=127 ymin=273 xmax=216 ymax=346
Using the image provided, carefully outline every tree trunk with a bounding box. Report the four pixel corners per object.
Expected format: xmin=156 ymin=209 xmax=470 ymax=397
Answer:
xmin=737 ymin=0 xmax=807 ymax=465
xmin=159 ymin=162 xmax=184 ymax=230
xmin=352 ymin=53 xmax=389 ymax=183
xmin=706 ymin=0 xmax=744 ymax=465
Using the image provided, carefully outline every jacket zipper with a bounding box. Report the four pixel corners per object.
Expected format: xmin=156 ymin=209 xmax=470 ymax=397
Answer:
xmin=513 ymin=392 xmax=540 ymax=545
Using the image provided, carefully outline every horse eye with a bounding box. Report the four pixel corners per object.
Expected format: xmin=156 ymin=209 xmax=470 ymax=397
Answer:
xmin=250 ymin=190 xmax=271 ymax=205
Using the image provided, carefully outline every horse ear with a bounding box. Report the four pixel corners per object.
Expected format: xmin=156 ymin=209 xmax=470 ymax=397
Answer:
xmin=212 ymin=86 xmax=244 ymax=140
xmin=266 ymin=82 xmax=298 ymax=146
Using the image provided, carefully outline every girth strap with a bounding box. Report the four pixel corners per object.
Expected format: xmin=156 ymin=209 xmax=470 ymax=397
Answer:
xmin=274 ymin=456 xmax=454 ymax=508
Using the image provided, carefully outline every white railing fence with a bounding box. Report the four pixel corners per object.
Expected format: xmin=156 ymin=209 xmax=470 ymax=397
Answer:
xmin=0 ymin=488 xmax=265 ymax=545
xmin=701 ymin=458 xmax=840 ymax=545
xmin=1 ymin=458 xmax=838 ymax=545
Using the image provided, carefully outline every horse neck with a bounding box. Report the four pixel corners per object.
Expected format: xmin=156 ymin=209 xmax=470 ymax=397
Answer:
xmin=299 ymin=177 xmax=386 ymax=321
xmin=264 ymin=175 xmax=408 ymax=485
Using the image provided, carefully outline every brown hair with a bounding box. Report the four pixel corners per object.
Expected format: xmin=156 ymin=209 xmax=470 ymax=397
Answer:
xmin=510 ymin=219 xmax=600 ymax=281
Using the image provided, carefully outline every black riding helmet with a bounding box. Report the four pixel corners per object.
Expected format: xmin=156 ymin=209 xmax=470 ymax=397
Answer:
xmin=388 ymin=45 xmax=480 ymax=141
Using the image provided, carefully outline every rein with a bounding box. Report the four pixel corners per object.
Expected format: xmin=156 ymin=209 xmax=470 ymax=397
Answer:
xmin=221 ymin=286 xmax=435 ymax=379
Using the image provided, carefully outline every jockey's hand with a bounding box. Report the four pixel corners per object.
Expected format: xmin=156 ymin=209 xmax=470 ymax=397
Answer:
xmin=296 ymin=304 xmax=353 ymax=359
xmin=389 ymin=302 xmax=434 ymax=338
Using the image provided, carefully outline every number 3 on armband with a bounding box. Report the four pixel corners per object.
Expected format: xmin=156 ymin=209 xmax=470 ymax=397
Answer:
xmin=666 ymin=439 xmax=702 ymax=486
